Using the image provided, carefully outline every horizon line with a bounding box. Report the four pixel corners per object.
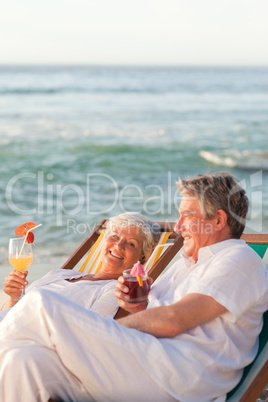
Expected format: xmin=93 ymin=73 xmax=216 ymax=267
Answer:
xmin=0 ymin=63 xmax=268 ymax=68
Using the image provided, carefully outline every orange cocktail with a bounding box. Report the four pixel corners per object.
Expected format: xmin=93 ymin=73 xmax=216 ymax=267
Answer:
xmin=9 ymin=255 xmax=33 ymax=272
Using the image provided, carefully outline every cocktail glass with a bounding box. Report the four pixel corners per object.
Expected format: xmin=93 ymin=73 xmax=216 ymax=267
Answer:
xmin=123 ymin=269 xmax=151 ymax=303
xmin=8 ymin=237 xmax=33 ymax=300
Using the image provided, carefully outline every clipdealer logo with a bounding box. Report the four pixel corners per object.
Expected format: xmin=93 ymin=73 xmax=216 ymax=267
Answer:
xmin=5 ymin=170 xmax=264 ymax=232
xmin=5 ymin=171 xmax=180 ymax=228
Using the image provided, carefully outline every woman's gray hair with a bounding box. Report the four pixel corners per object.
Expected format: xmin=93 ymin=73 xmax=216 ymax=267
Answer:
xmin=176 ymin=172 xmax=249 ymax=239
xmin=105 ymin=212 xmax=160 ymax=263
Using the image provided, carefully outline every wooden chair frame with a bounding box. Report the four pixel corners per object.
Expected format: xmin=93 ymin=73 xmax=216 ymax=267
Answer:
xmin=61 ymin=220 xmax=183 ymax=274
xmin=241 ymin=233 xmax=268 ymax=246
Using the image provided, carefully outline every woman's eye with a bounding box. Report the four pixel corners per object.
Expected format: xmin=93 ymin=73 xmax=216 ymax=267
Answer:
xmin=111 ymin=235 xmax=119 ymax=239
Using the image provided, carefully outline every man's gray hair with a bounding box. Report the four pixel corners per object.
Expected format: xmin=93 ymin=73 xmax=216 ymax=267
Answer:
xmin=176 ymin=172 xmax=249 ymax=239
xmin=105 ymin=212 xmax=160 ymax=263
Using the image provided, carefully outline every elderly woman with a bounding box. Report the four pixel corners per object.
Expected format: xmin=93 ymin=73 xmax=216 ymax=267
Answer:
xmin=0 ymin=212 xmax=160 ymax=321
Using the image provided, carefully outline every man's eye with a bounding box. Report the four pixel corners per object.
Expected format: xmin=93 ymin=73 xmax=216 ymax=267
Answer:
xmin=128 ymin=242 xmax=135 ymax=247
xmin=112 ymin=235 xmax=119 ymax=239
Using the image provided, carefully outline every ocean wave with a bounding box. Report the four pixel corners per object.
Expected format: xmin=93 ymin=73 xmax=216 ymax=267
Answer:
xmin=0 ymin=87 xmax=84 ymax=95
xmin=0 ymin=86 xmax=173 ymax=95
xmin=2 ymin=86 xmax=268 ymax=97
xmin=1 ymin=66 xmax=268 ymax=96
xmin=199 ymin=150 xmax=268 ymax=171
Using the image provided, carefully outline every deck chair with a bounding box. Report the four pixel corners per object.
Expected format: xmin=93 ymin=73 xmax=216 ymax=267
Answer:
xmin=226 ymin=233 xmax=268 ymax=402
xmin=60 ymin=219 xmax=183 ymax=318
xmin=61 ymin=219 xmax=183 ymax=274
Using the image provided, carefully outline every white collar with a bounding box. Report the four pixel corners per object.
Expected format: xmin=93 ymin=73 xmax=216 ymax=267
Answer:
xmin=181 ymin=238 xmax=246 ymax=267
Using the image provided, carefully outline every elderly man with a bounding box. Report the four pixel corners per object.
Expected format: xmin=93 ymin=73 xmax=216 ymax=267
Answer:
xmin=0 ymin=172 xmax=267 ymax=402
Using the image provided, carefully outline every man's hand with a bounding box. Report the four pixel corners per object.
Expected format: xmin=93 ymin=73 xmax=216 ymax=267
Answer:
xmin=114 ymin=275 xmax=153 ymax=314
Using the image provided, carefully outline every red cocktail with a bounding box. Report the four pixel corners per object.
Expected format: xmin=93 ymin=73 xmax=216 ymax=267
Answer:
xmin=123 ymin=269 xmax=151 ymax=303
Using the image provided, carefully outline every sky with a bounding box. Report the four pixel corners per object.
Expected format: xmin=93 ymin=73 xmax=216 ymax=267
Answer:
xmin=1 ymin=0 xmax=268 ymax=66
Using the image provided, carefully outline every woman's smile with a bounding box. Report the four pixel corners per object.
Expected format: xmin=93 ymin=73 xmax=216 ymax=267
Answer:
xmin=109 ymin=251 xmax=124 ymax=260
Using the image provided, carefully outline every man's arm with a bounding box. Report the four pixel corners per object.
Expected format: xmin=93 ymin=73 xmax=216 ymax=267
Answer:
xmin=116 ymin=293 xmax=228 ymax=338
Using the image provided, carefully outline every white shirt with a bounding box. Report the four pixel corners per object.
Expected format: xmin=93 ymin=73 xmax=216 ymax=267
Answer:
xmin=147 ymin=239 xmax=268 ymax=400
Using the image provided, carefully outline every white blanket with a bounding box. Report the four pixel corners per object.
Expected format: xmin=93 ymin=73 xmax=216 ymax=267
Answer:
xmin=0 ymin=240 xmax=267 ymax=401
xmin=0 ymin=269 xmax=118 ymax=322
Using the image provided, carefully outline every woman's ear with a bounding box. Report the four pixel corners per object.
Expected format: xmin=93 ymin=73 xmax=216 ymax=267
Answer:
xmin=215 ymin=209 xmax=228 ymax=231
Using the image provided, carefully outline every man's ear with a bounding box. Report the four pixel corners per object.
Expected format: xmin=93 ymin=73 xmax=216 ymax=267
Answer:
xmin=215 ymin=209 xmax=228 ymax=231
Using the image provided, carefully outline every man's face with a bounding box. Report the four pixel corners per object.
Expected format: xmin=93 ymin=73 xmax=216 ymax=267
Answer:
xmin=174 ymin=196 xmax=218 ymax=262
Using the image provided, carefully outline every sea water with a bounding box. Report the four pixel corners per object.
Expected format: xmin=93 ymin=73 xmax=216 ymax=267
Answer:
xmin=0 ymin=65 xmax=268 ymax=286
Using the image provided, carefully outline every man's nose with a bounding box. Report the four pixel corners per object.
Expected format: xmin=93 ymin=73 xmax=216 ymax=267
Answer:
xmin=174 ymin=220 xmax=181 ymax=233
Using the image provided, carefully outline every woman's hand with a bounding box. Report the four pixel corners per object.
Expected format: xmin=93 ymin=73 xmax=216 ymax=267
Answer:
xmin=3 ymin=270 xmax=28 ymax=302
xmin=114 ymin=275 xmax=153 ymax=314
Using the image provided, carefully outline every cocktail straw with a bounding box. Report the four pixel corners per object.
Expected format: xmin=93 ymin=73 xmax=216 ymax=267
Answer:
xmin=19 ymin=224 xmax=42 ymax=258
xmin=137 ymin=275 xmax=143 ymax=287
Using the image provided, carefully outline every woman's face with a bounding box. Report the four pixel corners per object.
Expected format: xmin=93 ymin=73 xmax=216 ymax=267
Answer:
xmin=100 ymin=225 xmax=144 ymax=275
